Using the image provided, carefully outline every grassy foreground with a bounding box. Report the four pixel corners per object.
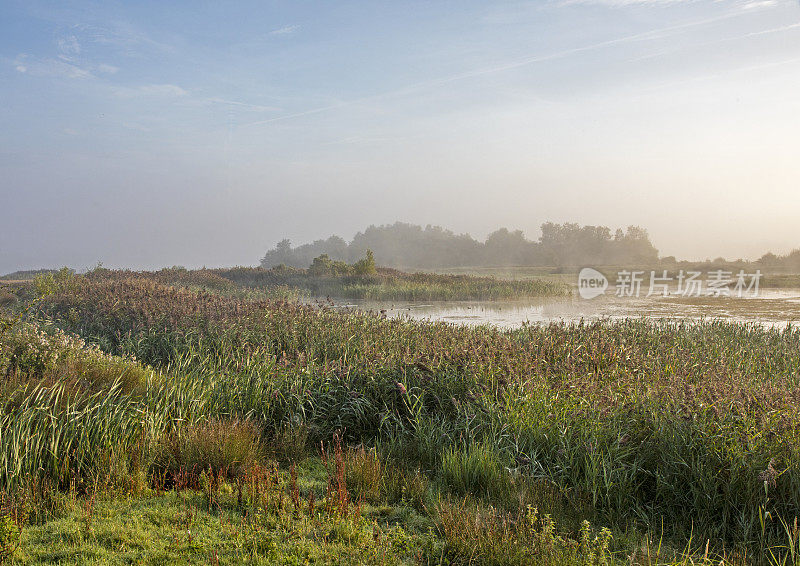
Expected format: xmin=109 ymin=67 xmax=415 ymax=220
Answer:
xmin=11 ymin=454 xmax=433 ymax=565
xmin=1 ymin=270 xmax=800 ymax=564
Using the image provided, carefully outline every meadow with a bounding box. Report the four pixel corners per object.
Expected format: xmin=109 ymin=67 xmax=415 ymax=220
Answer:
xmin=432 ymin=266 xmax=800 ymax=291
xmin=0 ymin=268 xmax=799 ymax=564
xmin=213 ymin=265 xmax=571 ymax=301
xmin=32 ymin=264 xmax=570 ymax=303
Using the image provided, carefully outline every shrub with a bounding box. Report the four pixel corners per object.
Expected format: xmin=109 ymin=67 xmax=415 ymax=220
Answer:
xmin=382 ymin=465 xmax=429 ymax=510
xmin=0 ymin=322 xmax=154 ymax=394
xmin=308 ymin=254 xmax=352 ymax=277
xmin=33 ymin=267 xmax=76 ymax=297
xmin=337 ymin=446 xmax=430 ymax=509
xmin=0 ymin=288 xmax=16 ymax=309
xmin=65 ymin=354 xmax=155 ymax=394
xmin=1 ymin=323 xmax=77 ymax=378
xmin=436 ymin=497 xmax=609 ymax=566
xmin=156 ymin=419 xmax=263 ymax=486
xmin=344 ymin=447 xmax=383 ymax=503
xmin=353 ymin=250 xmax=377 ymax=276
xmin=0 ymin=512 xmax=20 ymax=564
xmin=441 ymin=442 xmax=509 ymax=499
xmin=272 ymin=419 xmax=308 ymax=464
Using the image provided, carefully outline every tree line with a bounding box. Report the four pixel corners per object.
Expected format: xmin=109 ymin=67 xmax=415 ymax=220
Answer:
xmin=260 ymin=222 xmax=660 ymax=269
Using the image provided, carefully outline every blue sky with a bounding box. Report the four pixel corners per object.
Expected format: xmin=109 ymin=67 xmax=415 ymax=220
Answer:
xmin=2 ymin=0 xmax=800 ymax=272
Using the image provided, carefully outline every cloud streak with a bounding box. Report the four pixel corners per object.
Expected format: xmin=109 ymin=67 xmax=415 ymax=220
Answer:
xmin=269 ymin=25 xmax=300 ymax=36
xmin=242 ymin=6 xmax=760 ymax=128
xmin=560 ymin=0 xmax=695 ymax=5
xmin=625 ymin=21 xmax=800 ymax=63
xmin=206 ymin=97 xmax=281 ymax=112
xmin=112 ymin=83 xmax=188 ymax=97
xmin=13 ymin=54 xmax=94 ymax=79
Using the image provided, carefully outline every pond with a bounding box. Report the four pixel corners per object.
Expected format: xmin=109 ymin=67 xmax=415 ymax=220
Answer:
xmin=330 ymin=288 xmax=800 ymax=329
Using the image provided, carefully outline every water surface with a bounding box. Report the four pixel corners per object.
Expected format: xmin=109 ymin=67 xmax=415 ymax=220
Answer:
xmin=331 ymin=288 xmax=800 ymax=329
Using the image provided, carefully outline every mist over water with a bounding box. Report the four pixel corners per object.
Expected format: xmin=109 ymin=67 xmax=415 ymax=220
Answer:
xmin=343 ymin=289 xmax=800 ymax=329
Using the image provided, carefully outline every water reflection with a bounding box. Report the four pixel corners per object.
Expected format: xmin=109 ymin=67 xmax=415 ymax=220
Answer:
xmin=332 ymin=289 xmax=800 ymax=329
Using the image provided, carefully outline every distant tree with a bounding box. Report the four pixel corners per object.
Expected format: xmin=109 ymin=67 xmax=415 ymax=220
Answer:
xmin=614 ymin=226 xmax=659 ymax=264
xmin=261 ymin=238 xmax=294 ymax=267
xmin=484 ymin=228 xmax=534 ymax=266
xmin=539 ymin=223 xmax=613 ymax=266
xmin=786 ymin=250 xmax=800 ymax=271
xmin=349 ymin=222 xmax=483 ymax=268
xmin=757 ymin=249 xmax=800 ymax=271
xmin=757 ymin=252 xmax=778 ymax=267
xmin=261 ymin=236 xmax=350 ymax=268
xmin=308 ymin=254 xmax=352 ymax=277
xmin=308 ymin=254 xmax=333 ymax=276
xmin=261 ymin=221 xmax=661 ymax=270
xmin=353 ymin=249 xmax=377 ymax=275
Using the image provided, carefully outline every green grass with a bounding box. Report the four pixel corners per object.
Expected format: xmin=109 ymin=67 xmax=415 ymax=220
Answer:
xmin=3 ymin=271 xmax=800 ymax=563
xmin=440 ymin=442 xmax=508 ymax=500
xmin=12 ymin=459 xmax=430 ymax=565
xmin=44 ymin=264 xmax=571 ymax=302
xmin=214 ymin=265 xmax=571 ymax=300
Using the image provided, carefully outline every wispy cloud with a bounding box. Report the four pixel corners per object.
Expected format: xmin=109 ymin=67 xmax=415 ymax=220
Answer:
xmin=13 ymin=54 xmax=93 ymax=79
xmin=560 ymin=0 xmax=785 ymax=6
xmin=561 ymin=0 xmax=790 ymax=11
xmin=96 ymin=63 xmax=119 ymax=74
xmin=626 ymin=21 xmax=800 ymax=63
xmin=560 ymin=0 xmax=695 ymax=5
xmin=269 ymin=25 xmax=300 ymax=36
xmin=12 ymin=53 xmax=120 ymax=80
xmin=243 ymin=8 xmax=754 ymax=128
xmin=206 ymin=97 xmax=281 ymax=112
xmin=11 ymin=27 xmax=121 ymax=81
xmin=112 ymin=83 xmax=188 ymax=97
xmin=59 ymin=21 xmax=174 ymax=57
xmin=56 ymin=35 xmax=81 ymax=58
xmin=558 ymin=0 xmax=790 ymax=10
xmin=742 ymin=0 xmax=779 ymax=9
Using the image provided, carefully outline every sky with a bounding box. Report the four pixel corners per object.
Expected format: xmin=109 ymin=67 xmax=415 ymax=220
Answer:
xmin=1 ymin=0 xmax=800 ymax=273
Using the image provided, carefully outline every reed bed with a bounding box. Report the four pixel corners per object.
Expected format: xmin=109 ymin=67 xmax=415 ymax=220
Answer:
xmin=215 ymin=265 xmax=571 ymax=300
xmin=2 ymin=272 xmax=800 ymax=562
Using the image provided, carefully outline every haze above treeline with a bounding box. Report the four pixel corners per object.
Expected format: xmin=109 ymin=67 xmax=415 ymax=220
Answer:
xmin=260 ymin=222 xmax=800 ymax=271
xmin=5 ymin=220 xmax=800 ymax=280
